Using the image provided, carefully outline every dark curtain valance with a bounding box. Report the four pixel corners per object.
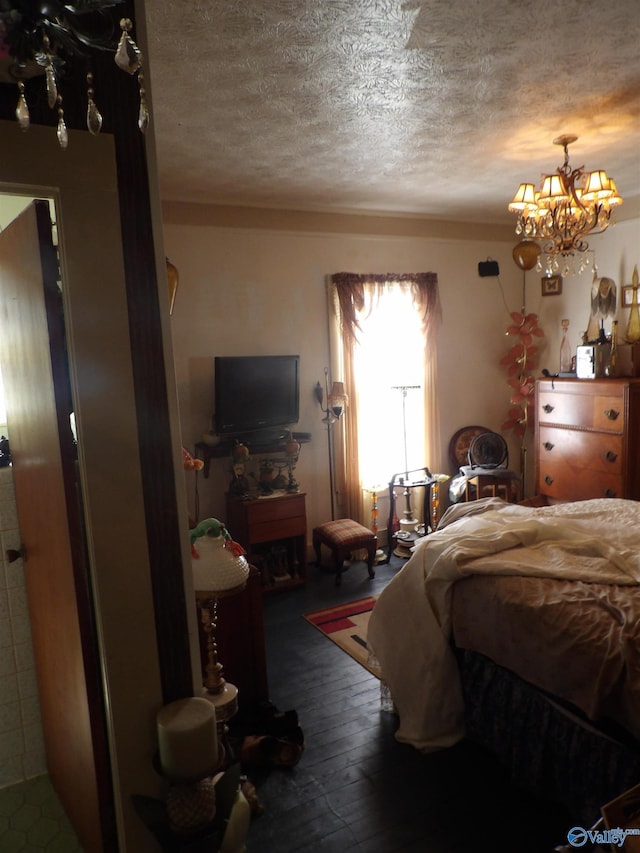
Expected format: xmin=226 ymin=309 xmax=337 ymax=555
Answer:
xmin=330 ymin=272 xmax=442 ymax=345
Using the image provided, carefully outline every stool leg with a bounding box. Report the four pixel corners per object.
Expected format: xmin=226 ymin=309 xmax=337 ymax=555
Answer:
xmin=366 ymin=544 xmax=376 ymax=580
xmin=334 ymin=550 xmax=343 ymax=586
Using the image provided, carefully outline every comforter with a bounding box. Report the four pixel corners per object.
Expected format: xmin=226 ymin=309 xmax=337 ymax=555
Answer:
xmin=366 ymin=497 xmax=640 ymax=751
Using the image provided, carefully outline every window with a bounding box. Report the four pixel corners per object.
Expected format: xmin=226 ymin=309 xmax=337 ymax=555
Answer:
xmin=352 ymin=283 xmax=426 ymax=489
xmin=328 ymin=272 xmax=441 ymax=522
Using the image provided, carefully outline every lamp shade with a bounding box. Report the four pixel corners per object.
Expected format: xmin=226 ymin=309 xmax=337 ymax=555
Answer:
xmin=539 ymin=173 xmax=568 ymax=203
xmin=582 ymin=170 xmax=613 ymax=202
xmin=191 ymin=528 xmax=249 ymax=596
xmin=508 ymin=183 xmax=537 ymax=212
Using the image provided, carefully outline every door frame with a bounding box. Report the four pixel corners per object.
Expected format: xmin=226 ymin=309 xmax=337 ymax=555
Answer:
xmin=0 ymin=120 xmax=187 ymax=851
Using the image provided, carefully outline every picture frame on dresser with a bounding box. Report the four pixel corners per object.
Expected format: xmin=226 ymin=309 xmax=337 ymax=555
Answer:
xmin=622 ymin=285 xmax=637 ymax=307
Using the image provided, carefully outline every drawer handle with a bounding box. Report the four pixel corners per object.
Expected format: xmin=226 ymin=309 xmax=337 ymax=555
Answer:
xmin=603 ymin=488 xmax=617 ymax=498
xmin=544 ymin=475 xmax=554 ymax=486
xmin=604 ymin=408 xmax=620 ymax=420
xmin=543 ymin=441 xmax=555 ymax=451
xmin=542 ymin=404 xmax=554 ymax=413
xmin=604 ymin=450 xmax=618 ymax=463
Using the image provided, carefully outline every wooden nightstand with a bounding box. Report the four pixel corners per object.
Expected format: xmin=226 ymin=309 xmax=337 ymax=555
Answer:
xmin=225 ymin=492 xmax=306 ymax=591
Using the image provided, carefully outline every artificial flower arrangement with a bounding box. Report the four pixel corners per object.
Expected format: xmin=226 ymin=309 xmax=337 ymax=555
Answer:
xmin=500 ymin=311 xmax=544 ymax=439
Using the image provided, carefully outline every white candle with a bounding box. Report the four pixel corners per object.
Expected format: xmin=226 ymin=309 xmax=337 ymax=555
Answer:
xmin=220 ymin=789 xmax=251 ymax=853
xmin=156 ymin=697 xmax=218 ymax=781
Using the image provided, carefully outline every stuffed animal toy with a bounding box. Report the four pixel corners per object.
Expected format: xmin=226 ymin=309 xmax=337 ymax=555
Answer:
xmin=189 ymin=517 xmax=246 ymax=559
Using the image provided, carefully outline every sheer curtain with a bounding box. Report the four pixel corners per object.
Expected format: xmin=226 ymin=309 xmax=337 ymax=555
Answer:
xmin=327 ymin=272 xmax=442 ymax=522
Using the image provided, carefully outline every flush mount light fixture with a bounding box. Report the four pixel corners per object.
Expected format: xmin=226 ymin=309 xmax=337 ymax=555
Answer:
xmin=508 ymin=135 xmax=623 ymax=276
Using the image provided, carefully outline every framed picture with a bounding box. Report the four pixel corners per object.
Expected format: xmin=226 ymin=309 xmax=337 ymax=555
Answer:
xmin=541 ymin=275 xmax=563 ymax=296
xmin=622 ymin=285 xmax=637 ymax=307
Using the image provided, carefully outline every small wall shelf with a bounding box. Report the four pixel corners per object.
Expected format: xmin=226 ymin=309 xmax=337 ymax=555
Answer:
xmin=194 ymin=433 xmax=311 ymax=478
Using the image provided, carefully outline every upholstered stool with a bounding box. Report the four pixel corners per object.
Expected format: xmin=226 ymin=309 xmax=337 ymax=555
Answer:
xmin=312 ymin=519 xmax=377 ymax=586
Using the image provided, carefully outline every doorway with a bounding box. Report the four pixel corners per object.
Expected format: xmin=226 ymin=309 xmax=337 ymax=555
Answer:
xmin=0 ymin=120 xmax=167 ymax=852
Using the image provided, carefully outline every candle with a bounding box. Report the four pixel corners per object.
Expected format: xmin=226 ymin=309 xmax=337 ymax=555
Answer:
xmin=219 ymin=789 xmax=251 ymax=853
xmin=156 ymin=697 xmax=218 ymax=781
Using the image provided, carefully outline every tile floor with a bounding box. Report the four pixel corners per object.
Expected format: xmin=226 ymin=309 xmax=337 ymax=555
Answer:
xmin=0 ymin=775 xmax=82 ymax=852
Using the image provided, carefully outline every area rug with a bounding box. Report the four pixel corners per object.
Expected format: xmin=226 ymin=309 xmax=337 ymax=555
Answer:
xmin=303 ymin=596 xmax=381 ymax=678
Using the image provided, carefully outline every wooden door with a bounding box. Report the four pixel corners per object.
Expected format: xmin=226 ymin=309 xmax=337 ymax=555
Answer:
xmin=0 ymin=201 xmax=114 ymax=851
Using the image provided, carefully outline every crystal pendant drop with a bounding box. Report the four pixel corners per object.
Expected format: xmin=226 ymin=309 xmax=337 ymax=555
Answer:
xmin=16 ymin=82 xmax=30 ymax=130
xmin=115 ymin=18 xmax=142 ymax=74
xmin=45 ymin=63 xmax=57 ymax=109
xmin=86 ymin=72 xmax=102 ymax=135
xmin=138 ymin=92 xmax=149 ymax=133
xmin=137 ymin=72 xmax=149 ymax=133
xmin=87 ymin=97 xmax=103 ymax=135
xmin=57 ymin=103 xmax=68 ymax=149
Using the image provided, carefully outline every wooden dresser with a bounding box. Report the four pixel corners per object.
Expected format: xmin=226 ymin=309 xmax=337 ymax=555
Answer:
xmin=535 ymin=377 xmax=640 ymax=502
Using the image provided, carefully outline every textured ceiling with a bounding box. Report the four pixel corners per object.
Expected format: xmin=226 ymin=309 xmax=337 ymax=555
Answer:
xmin=143 ymin=0 xmax=640 ymax=223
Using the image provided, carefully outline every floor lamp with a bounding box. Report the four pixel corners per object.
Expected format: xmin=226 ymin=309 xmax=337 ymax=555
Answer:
xmin=315 ymin=368 xmax=347 ymax=520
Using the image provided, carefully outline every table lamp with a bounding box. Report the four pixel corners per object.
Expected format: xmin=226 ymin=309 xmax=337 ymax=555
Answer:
xmin=190 ymin=518 xmax=250 ymax=753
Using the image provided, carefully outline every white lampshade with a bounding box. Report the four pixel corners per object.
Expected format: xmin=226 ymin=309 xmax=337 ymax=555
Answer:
xmin=191 ymin=533 xmax=249 ymax=597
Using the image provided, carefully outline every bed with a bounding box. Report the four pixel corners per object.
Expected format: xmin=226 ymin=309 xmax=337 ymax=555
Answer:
xmin=367 ymin=497 xmax=640 ymax=824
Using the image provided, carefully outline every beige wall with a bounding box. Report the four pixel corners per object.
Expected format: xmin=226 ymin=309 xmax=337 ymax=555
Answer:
xmin=163 ymin=203 xmax=638 ymax=533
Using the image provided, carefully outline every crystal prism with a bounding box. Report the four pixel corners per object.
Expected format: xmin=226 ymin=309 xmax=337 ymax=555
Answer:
xmin=16 ymin=88 xmax=30 ymax=131
xmin=87 ymin=98 xmax=103 ymax=135
xmin=138 ymin=95 xmax=149 ymax=133
xmin=115 ymin=32 xmax=142 ymax=74
xmin=45 ymin=64 xmax=57 ymax=109
xmin=57 ymin=115 xmax=68 ymax=149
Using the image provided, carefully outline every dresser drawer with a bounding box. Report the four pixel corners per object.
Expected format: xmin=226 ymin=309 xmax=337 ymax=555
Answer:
xmin=538 ymin=426 xmax=623 ymax=475
xmin=538 ymin=458 xmax=623 ymax=501
xmin=244 ymin=494 xmax=305 ymax=524
xmin=249 ymin=515 xmax=306 ymax=544
xmin=537 ymin=389 xmax=625 ymax=432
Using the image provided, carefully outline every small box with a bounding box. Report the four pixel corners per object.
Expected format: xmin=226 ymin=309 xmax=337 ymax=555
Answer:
xmin=576 ymin=344 xmax=610 ymax=379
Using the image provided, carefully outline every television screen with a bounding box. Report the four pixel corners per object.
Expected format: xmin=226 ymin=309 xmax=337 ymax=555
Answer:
xmin=214 ymin=355 xmax=300 ymax=438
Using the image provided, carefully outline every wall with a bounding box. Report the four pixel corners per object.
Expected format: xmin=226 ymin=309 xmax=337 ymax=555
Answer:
xmin=163 ymin=203 xmax=640 ymax=536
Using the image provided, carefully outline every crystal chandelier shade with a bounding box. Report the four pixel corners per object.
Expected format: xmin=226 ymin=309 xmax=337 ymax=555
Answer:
xmin=508 ymin=135 xmax=623 ymax=263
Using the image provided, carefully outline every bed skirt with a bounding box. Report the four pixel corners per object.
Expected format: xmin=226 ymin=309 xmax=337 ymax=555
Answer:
xmin=458 ymin=649 xmax=640 ymax=826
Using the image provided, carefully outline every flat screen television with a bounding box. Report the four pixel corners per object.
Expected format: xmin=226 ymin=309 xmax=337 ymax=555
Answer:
xmin=214 ymin=355 xmax=300 ymax=440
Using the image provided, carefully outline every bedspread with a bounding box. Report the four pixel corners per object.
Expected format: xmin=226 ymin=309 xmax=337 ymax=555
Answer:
xmin=366 ymin=497 xmax=640 ymax=751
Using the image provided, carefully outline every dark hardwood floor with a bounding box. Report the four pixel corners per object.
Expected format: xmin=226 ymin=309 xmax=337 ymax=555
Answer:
xmin=242 ymin=555 xmax=573 ymax=853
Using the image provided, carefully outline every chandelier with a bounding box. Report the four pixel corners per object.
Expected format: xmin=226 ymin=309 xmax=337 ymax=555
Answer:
xmin=0 ymin=1 xmax=147 ymax=149
xmin=508 ymin=135 xmax=623 ymax=275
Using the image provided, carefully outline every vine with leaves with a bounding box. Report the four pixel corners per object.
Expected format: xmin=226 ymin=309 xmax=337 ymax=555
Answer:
xmin=497 ymin=241 xmax=546 ymax=443
xmin=500 ymin=310 xmax=544 ymax=439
